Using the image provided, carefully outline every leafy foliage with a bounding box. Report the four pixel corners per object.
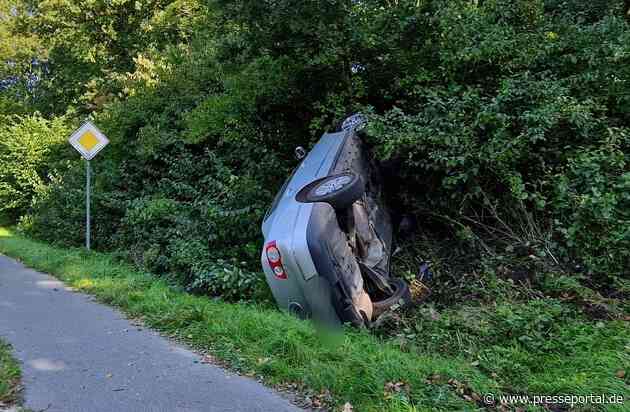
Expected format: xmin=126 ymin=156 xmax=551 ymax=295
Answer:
xmin=0 ymin=115 xmax=71 ymax=219
xmin=366 ymin=2 xmax=630 ymax=280
xmin=1 ymin=0 xmax=629 ymax=298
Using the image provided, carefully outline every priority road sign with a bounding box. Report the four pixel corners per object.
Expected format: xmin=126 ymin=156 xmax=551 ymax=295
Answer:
xmin=68 ymin=121 xmax=109 ymax=160
xmin=68 ymin=121 xmax=109 ymax=250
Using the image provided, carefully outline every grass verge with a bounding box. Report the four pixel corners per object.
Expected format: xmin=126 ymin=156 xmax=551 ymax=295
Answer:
xmin=0 ymin=339 xmax=21 ymax=409
xmin=0 ymin=227 xmax=498 ymax=411
xmin=0 ymin=227 xmax=628 ymax=411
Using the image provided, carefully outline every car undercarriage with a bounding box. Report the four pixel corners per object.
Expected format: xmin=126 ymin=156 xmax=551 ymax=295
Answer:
xmin=261 ymin=115 xmax=411 ymax=327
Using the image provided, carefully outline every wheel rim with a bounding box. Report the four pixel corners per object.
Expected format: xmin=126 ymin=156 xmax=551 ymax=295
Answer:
xmin=341 ymin=114 xmax=367 ymax=131
xmin=314 ymin=175 xmax=352 ymax=196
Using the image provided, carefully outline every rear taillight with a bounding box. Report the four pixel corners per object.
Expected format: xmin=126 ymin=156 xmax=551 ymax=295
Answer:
xmin=265 ymin=241 xmax=287 ymax=280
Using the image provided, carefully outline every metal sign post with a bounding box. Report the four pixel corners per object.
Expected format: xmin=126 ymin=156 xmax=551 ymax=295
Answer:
xmin=86 ymin=160 xmax=91 ymax=250
xmin=68 ymin=121 xmax=109 ymax=250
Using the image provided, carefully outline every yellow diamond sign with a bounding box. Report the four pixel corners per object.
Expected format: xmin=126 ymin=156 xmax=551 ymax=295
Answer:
xmin=78 ymin=131 xmax=99 ymax=151
xmin=69 ymin=121 xmax=109 ymax=160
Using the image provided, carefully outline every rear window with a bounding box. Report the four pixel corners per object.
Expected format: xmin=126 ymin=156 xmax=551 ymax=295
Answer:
xmin=263 ymin=166 xmax=297 ymax=222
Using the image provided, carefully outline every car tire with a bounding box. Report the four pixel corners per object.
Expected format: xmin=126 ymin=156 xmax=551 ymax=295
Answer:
xmin=333 ymin=113 xmax=368 ymax=133
xmin=371 ymin=278 xmax=411 ymax=318
xmin=296 ymin=172 xmax=365 ymax=210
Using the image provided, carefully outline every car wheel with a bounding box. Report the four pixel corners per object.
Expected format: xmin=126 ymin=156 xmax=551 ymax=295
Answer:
xmin=334 ymin=113 xmax=367 ymax=132
xmin=371 ymin=278 xmax=411 ymax=318
xmin=296 ymin=172 xmax=365 ymax=210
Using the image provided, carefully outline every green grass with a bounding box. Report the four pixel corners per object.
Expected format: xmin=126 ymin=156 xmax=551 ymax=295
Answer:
xmin=0 ymin=227 xmax=628 ymax=411
xmin=0 ymin=339 xmax=21 ymax=408
xmin=0 ymin=228 xmax=497 ymax=411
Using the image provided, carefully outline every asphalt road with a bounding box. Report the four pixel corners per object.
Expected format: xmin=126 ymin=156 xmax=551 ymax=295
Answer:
xmin=0 ymin=255 xmax=303 ymax=412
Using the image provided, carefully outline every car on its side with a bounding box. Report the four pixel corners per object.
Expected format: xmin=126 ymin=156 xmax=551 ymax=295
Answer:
xmin=261 ymin=115 xmax=410 ymax=327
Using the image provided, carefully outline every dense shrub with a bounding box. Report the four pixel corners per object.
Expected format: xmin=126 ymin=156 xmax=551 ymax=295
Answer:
xmin=21 ymin=161 xmax=127 ymax=250
xmin=366 ymin=3 xmax=630 ymax=280
xmin=21 ymin=58 xmax=288 ymax=296
xmin=554 ymin=140 xmax=630 ymax=279
xmin=0 ymin=115 xmax=72 ymax=219
xmin=3 ymin=0 xmax=630 ymax=298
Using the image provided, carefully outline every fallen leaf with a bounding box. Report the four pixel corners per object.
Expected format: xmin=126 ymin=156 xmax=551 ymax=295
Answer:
xmin=342 ymin=402 xmax=353 ymax=412
xmin=616 ymin=369 xmax=626 ymax=378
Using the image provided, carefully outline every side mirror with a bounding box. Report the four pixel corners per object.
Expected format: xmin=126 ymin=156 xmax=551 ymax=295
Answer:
xmin=294 ymin=146 xmax=307 ymax=160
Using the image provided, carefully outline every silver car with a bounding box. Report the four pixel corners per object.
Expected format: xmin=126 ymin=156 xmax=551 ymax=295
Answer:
xmin=261 ymin=115 xmax=410 ymax=327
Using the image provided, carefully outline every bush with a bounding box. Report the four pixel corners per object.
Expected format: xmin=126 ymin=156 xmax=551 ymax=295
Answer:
xmin=18 ymin=166 xmax=87 ymax=246
xmin=366 ymin=3 xmax=630 ymax=281
xmin=9 ymin=0 xmax=630 ymax=299
xmin=20 ymin=157 xmax=127 ymax=250
xmin=187 ymin=259 xmax=268 ymax=301
xmin=0 ymin=115 xmax=72 ymax=219
xmin=554 ymin=136 xmax=630 ymax=279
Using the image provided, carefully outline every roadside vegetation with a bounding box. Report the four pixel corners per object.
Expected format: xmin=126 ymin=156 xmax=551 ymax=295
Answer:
xmin=1 ymin=1 xmax=629 ymax=410
xmin=2 ymin=1 xmax=629 ymax=299
xmin=1 ymin=228 xmax=628 ymax=411
xmin=0 ymin=339 xmax=21 ymax=409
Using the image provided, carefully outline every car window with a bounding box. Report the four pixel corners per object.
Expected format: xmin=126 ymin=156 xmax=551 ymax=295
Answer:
xmin=263 ymin=166 xmax=297 ymax=222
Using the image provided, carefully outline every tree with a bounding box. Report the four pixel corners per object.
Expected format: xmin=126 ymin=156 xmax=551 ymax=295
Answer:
xmin=0 ymin=0 xmax=207 ymax=115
